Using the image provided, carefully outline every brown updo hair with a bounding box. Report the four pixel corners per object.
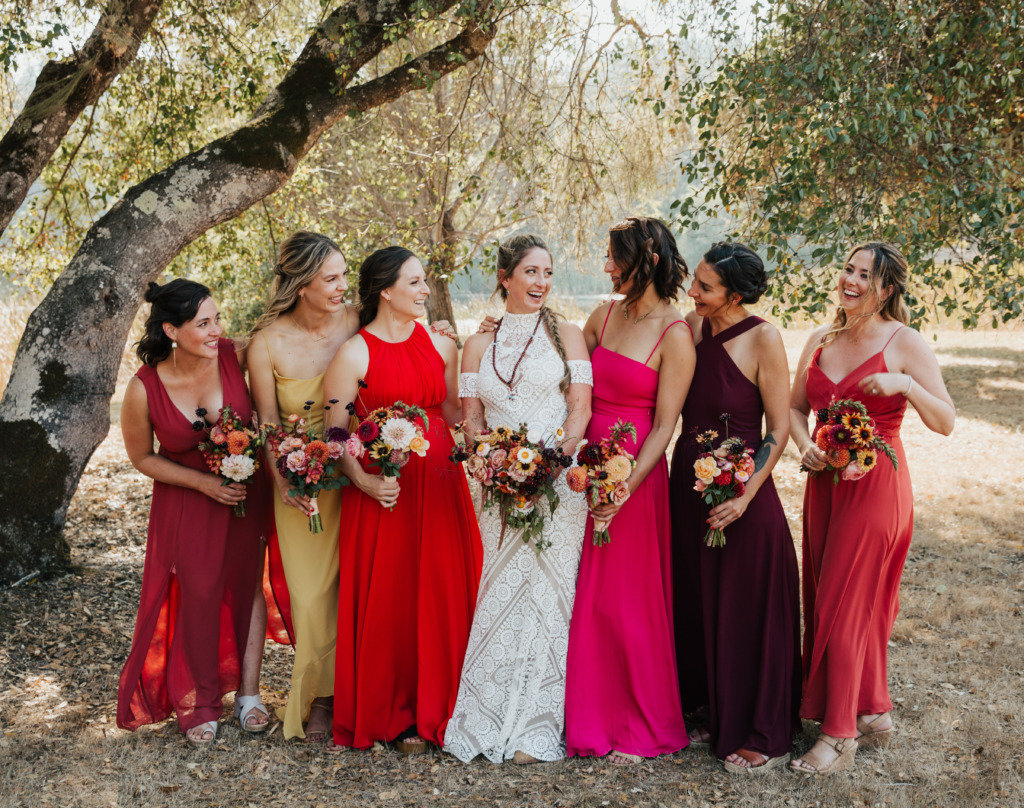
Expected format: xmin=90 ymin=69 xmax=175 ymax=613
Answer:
xmin=136 ymin=279 xmax=212 ymax=367
xmin=357 ymin=246 xmax=416 ymax=328
xmin=248 ymin=231 xmax=343 ymax=337
xmin=608 ymin=216 xmax=688 ymax=313
xmin=822 ymin=241 xmax=910 ymax=345
xmin=493 ymin=233 xmax=570 ymax=393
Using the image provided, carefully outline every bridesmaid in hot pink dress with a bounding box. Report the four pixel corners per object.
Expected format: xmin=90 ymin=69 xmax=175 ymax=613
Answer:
xmin=565 ymin=217 xmax=695 ymax=764
xmin=117 ymin=280 xmax=266 ymax=745
xmin=789 ymin=243 xmax=954 ymax=775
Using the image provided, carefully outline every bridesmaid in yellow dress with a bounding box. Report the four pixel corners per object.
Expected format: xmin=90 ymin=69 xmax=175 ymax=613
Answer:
xmin=248 ymin=232 xmax=359 ymax=741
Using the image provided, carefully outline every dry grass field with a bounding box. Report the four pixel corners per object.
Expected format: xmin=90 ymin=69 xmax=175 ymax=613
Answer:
xmin=1 ymin=298 xmax=1022 ymax=807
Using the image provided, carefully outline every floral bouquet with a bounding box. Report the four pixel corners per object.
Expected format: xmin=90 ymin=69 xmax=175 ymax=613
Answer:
xmin=194 ymin=404 xmax=265 ymax=517
xmin=806 ymin=398 xmax=898 ymax=483
xmin=450 ymin=424 xmax=573 ymax=553
xmin=565 ymin=419 xmax=636 ymax=546
xmin=349 ymin=399 xmax=429 ymax=509
xmin=692 ymin=417 xmax=756 ymax=548
xmin=263 ymin=400 xmax=350 ymax=532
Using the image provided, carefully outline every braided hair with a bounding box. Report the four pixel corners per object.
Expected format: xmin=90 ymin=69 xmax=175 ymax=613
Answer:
xmin=494 ymin=233 xmax=571 ymax=393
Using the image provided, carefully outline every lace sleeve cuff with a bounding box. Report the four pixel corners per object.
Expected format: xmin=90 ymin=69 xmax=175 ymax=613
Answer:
xmin=567 ymin=359 xmax=593 ymax=386
xmin=458 ymin=372 xmax=479 ymax=398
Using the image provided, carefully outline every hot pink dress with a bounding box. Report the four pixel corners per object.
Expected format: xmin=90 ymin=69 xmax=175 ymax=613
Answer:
xmin=564 ymin=307 xmax=689 ymax=757
xmin=800 ymin=328 xmax=913 ymax=737
xmin=116 ymin=338 xmax=264 ymax=733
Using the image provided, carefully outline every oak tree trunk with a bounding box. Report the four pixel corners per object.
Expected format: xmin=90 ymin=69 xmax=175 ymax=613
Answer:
xmin=0 ymin=0 xmax=497 ymax=584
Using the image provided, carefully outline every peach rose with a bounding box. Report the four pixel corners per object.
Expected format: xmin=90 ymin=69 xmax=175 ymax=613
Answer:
xmin=693 ymin=456 xmax=718 ymax=483
xmin=409 ymin=435 xmax=429 ymax=457
xmin=610 ymin=481 xmax=630 ymax=506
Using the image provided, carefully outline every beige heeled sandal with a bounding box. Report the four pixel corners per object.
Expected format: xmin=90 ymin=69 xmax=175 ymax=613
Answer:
xmin=789 ymin=735 xmax=857 ymax=775
xmin=856 ymin=714 xmax=894 ymax=749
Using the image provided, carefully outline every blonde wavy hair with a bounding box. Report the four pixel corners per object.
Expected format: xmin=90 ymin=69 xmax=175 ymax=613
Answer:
xmin=248 ymin=231 xmax=344 ymax=339
xmin=822 ymin=241 xmax=910 ymax=346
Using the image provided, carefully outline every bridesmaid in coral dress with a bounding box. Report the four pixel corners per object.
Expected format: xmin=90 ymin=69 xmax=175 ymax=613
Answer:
xmin=324 ymin=247 xmax=482 ymax=753
xmin=248 ymin=231 xmax=360 ymax=742
xmin=789 ymin=242 xmax=954 ymax=774
xmin=565 ymin=217 xmax=695 ymax=764
xmin=669 ymin=243 xmax=800 ymax=774
xmin=117 ymin=280 xmax=265 ymax=745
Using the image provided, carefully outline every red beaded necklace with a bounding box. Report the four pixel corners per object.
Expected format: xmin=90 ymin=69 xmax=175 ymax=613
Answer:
xmin=491 ymin=314 xmax=542 ymax=399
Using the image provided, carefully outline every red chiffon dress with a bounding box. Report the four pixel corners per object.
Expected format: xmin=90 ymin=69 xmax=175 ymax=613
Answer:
xmin=332 ymin=323 xmax=482 ymax=749
xmin=117 ymin=338 xmax=264 ymax=733
xmin=800 ymin=329 xmax=913 ymax=738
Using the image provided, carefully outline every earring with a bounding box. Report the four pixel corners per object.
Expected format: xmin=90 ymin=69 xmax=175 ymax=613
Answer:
xmin=172 ymin=340 xmax=177 ymax=368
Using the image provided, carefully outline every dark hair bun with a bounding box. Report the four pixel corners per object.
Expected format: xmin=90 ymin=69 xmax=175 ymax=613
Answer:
xmin=136 ymin=278 xmax=212 ymax=366
xmin=703 ymin=242 xmax=768 ymax=304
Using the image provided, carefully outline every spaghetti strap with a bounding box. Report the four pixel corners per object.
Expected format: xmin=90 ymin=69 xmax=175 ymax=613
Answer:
xmin=644 ymin=320 xmax=686 ymax=366
xmin=598 ymin=302 xmax=616 ymax=345
xmin=260 ymin=332 xmax=280 ymax=378
xmin=881 ymin=324 xmax=905 ymax=351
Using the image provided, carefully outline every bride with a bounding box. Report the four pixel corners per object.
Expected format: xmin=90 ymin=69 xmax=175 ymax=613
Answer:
xmin=443 ymin=234 xmax=593 ymax=764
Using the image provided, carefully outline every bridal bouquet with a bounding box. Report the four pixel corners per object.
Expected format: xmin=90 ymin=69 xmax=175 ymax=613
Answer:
xmin=264 ymin=401 xmax=350 ymax=532
xmin=565 ymin=419 xmax=636 ymax=546
xmin=194 ymin=404 xmax=265 ymax=517
xmin=349 ymin=400 xmax=430 ymax=508
xmin=692 ymin=420 xmax=756 ymax=548
xmin=450 ymin=424 xmax=572 ymax=553
xmin=806 ymin=398 xmax=898 ymax=483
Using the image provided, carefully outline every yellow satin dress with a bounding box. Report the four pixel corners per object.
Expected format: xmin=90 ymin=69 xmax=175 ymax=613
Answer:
xmin=265 ymin=340 xmax=343 ymax=740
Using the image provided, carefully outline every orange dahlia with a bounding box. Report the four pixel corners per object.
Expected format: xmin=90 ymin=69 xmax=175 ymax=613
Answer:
xmin=305 ymin=439 xmax=330 ymax=463
xmin=825 ymin=447 xmax=851 ymax=468
xmin=227 ymin=431 xmax=251 ymax=455
xmin=565 ymin=466 xmax=588 ymax=493
xmin=815 ymin=425 xmax=836 ymax=451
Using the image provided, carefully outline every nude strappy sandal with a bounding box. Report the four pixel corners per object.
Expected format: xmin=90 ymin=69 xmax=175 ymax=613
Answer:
xmin=856 ymin=714 xmax=894 ymax=749
xmin=789 ymin=736 xmax=857 ymax=775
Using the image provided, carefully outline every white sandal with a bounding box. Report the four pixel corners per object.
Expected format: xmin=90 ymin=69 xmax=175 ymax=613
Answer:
xmin=186 ymin=720 xmax=219 ymax=747
xmin=233 ymin=694 xmax=271 ymax=734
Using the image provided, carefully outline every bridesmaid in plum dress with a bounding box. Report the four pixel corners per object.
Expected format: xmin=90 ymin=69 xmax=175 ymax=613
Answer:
xmin=669 ymin=243 xmax=800 ymax=774
xmin=789 ymin=242 xmax=954 ymax=774
xmin=565 ymin=217 xmax=695 ymax=764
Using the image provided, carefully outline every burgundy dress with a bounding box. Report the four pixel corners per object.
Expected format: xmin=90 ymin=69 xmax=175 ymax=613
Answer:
xmin=116 ymin=338 xmax=264 ymax=732
xmin=669 ymin=316 xmax=800 ymax=760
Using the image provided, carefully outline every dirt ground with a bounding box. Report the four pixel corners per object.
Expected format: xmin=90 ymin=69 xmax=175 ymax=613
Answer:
xmin=1 ymin=327 xmax=1022 ymax=808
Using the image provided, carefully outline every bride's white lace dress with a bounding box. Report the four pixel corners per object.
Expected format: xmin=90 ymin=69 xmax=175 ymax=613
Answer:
xmin=444 ymin=311 xmax=592 ymax=763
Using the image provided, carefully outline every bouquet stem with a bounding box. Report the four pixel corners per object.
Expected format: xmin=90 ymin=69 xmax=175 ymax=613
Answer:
xmin=307 ymin=497 xmax=322 ymax=533
xmin=592 ymin=518 xmax=610 ymax=546
xmin=704 ymin=527 xmax=726 ymax=548
xmin=233 ymin=500 xmax=247 ymax=518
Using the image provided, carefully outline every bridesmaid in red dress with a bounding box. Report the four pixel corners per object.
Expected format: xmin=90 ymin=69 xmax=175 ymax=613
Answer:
xmin=323 ymin=247 xmax=482 ymax=753
xmin=117 ymin=280 xmax=267 ymax=745
xmin=789 ymin=243 xmax=954 ymax=774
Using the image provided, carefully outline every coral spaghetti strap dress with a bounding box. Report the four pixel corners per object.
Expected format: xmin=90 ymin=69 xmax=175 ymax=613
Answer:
xmin=261 ymin=337 xmax=345 ymax=740
xmin=117 ymin=338 xmax=263 ymax=733
xmin=332 ymin=323 xmax=482 ymax=749
xmin=565 ymin=307 xmax=689 ymax=758
xmin=669 ymin=315 xmax=800 ymax=760
xmin=800 ymin=330 xmax=913 ymax=737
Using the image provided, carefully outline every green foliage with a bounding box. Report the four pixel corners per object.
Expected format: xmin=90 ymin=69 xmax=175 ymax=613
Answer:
xmin=671 ymin=0 xmax=1024 ymax=326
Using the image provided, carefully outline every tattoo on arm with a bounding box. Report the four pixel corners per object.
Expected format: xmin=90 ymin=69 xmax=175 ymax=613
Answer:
xmin=753 ymin=434 xmax=777 ymax=473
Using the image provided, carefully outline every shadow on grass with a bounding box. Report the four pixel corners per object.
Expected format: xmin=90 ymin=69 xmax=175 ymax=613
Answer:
xmin=936 ymin=345 xmax=1024 ymax=430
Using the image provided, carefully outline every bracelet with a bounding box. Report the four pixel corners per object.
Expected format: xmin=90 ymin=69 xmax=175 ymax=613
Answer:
xmin=904 ymin=375 xmax=913 ymax=397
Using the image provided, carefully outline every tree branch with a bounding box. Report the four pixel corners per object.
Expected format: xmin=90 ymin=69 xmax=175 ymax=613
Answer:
xmin=0 ymin=0 xmax=164 ymax=236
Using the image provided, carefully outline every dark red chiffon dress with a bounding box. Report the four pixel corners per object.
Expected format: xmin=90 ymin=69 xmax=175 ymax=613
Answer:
xmin=116 ymin=338 xmax=264 ymax=733
xmin=800 ymin=329 xmax=913 ymax=737
xmin=669 ymin=316 xmax=800 ymax=760
xmin=332 ymin=323 xmax=482 ymax=749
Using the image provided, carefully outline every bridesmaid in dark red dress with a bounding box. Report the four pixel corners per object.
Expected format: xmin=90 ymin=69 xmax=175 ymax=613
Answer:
xmin=117 ymin=280 xmax=266 ymax=745
xmin=669 ymin=243 xmax=800 ymax=774
xmin=324 ymin=247 xmax=482 ymax=752
xmin=789 ymin=242 xmax=954 ymax=774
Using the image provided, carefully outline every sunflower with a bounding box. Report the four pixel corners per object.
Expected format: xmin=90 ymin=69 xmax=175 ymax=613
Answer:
xmin=855 ymin=449 xmax=878 ymax=470
xmin=370 ymin=442 xmax=391 ymax=461
xmin=853 ymin=426 xmax=874 ymax=446
xmin=840 ymin=412 xmax=865 ymax=431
